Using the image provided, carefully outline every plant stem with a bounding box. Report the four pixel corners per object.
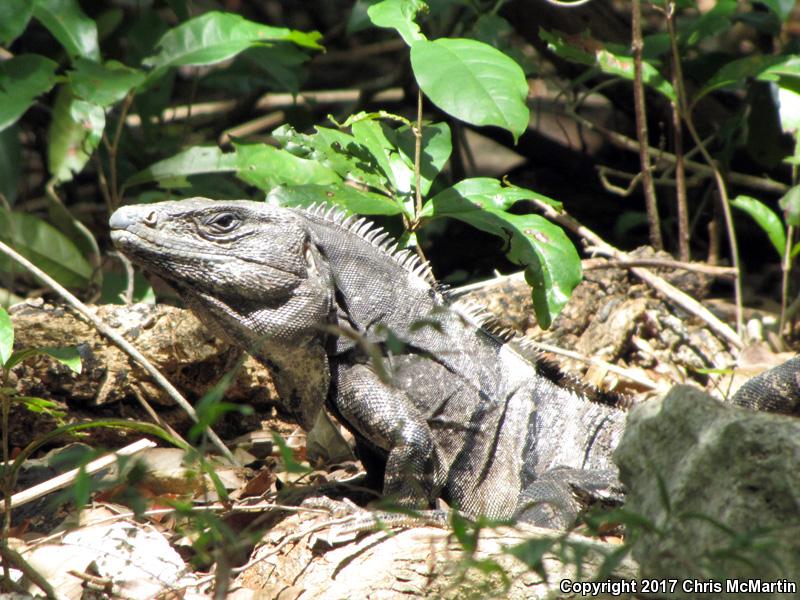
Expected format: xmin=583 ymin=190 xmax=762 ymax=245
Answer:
xmin=108 ymin=92 xmax=135 ymax=211
xmin=666 ymin=2 xmax=690 ymax=261
xmin=683 ymin=116 xmax=744 ymax=337
xmin=1 ymin=371 xmax=10 ymax=590
xmin=631 ymin=0 xmax=663 ymax=251
xmin=413 ymin=88 xmax=423 ymax=226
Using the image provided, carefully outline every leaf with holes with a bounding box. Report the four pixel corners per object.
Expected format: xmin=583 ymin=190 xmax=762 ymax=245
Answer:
xmin=234 ymin=142 xmax=339 ymax=190
xmin=47 ymin=85 xmax=105 ymax=182
xmin=367 ymin=0 xmax=426 ymax=46
xmin=267 ymin=184 xmax=404 ymax=215
xmin=68 ymin=59 xmax=145 ymax=107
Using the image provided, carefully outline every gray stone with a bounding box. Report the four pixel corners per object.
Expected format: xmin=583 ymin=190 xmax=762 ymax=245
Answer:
xmin=615 ymin=386 xmax=800 ymax=591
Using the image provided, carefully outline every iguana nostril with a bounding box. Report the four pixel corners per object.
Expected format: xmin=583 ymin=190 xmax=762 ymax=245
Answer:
xmin=144 ymin=210 xmax=158 ymax=227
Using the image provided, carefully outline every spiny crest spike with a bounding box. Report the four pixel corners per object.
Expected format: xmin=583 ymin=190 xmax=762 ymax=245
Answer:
xmin=304 ymin=202 xmax=439 ymax=287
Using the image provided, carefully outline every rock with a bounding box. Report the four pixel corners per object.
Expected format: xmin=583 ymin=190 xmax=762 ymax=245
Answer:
xmin=615 ymin=386 xmax=800 ymax=589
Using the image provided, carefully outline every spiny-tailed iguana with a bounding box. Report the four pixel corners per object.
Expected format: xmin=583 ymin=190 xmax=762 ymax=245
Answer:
xmin=109 ymin=198 xmax=798 ymax=528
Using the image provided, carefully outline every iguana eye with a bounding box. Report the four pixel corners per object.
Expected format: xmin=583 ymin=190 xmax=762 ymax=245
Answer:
xmin=206 ymin=212 xmax=239 ymax=233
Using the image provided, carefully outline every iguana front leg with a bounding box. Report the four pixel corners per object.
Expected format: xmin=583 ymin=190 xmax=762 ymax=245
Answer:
xmin=332 ymin=363 xmax=441 ymax=509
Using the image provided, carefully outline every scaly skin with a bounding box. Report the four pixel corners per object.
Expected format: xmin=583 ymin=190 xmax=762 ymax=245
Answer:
xmin=110 ymin=198 xmax=797 ymax=527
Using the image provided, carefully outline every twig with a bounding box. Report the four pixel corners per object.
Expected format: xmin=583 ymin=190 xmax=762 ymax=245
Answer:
xmin=682 ymin=114 xmax=744 ymax=338
xmin=0 ymin=240 xmax=238 ymax=465
xmin=107 ymin=92 xmax=135 ymax=211
xmin=529 ymin=200 xmax=743 ymax=349
xmin=530 ymin=340 xmax=659 ymax=390
xmin=566 ymin=110 xmax=789 ymax=194
xmin=219 ymin=111 xmax=286 ymax=145
xmin=188 ymin=514 xmax=359 ymax=590
xmin=413 ymin=88 xmax=424 ymax=222
xmin=2 ymin=439 xmax=156 ymax=512
xmin=597 ymin=166 xmax=642 ymax=196
xmin=125 ymin=88 xmax=404 ymax=127
xmin=631 ymin=0 xmax=663 ymax=250
xmin=0 ymin=544 xmax=58 ymax=599
xmin=131 ymin=387 xmax=189 ymax=449
xmin=780 ymin=224 xmax=793 ymax=333
xmin=666 ymin=1 xmax=690 ymax=261
xmin=452 ymin=256 xmax=736 ymax=297
xmin=582 ymin=256 xmax=737 ymax=278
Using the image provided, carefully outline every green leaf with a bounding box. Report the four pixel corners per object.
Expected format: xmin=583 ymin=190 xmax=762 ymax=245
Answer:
xmin=234 ymin=142 xmax=340 ymax=190
xmin=32 ymin=0 xmax=100 ymax=60
xmin=0 ymin=0 xmax=33 ymax=44
xmin=0 ymin=54 xmax=59 ymax=132
xmin=505 ymin=538 xmax=555 ymax=580
xmin=595 ymin=49 xmax=674 ymax=101
xmin=0 ymin=126 xmax=22 ymax=203
xmin=240 ymin=44 xmax=311 ymax=95
xmin=731 ymin=195 xmax=786 ymax=257
xmin=422 ymin=178 xmax=579 ymax=327
xmin=41 ymin=347 xmax=82 ymax=374
xmin=679 ymin=0 xmax=736 ymax=47
xmin=756 ymin=0 xmax=796 ymax=21
xmin=471 ymin=14 xmax=537 ymax=75
xmin=100 ymin=271 xmax=155 ymax=304
xmin=0 ymin=210 xmax=92 ymax=288
xmin=540 ymin=30 xmax=675 ymax=102
xmin=47 ymin=85 xmax=105 ymax=182
xmin=272 ymin=432 xmax=313 ymax=475
xmin=780 ymin=185 xmax=800 ymax=227
xmin=351 ymin=119 xmax=414 ymax=194
xmin=125 ymin=146 xmax=237 ymax=188
xmin=0 ymin=306 xmax=13 ymax=366
xmin=14 ymin=396 xmax=66 ymax=417
xmin=395 ymin=121 xmax=452 ymax=196
xmin=411 ymin=38 xmax=530 ymax=142
xmin=7 ymin=346 xmax=81 ymax=373
xmin=694 ymin=54 xmax=785 ymax=102
xmin=367 ymin=0 xmax=427 ymax=46
xmin=68 ymin=59 xmax=145 ymax=107
xmin=267 ymin=184 xmax=405 ymax=215
xmin=274 ymin=125 xmax=390 ymax=192
xmin=142 ymin=11 xmax=322 ymax=79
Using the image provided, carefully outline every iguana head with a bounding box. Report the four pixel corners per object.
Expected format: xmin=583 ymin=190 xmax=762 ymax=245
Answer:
xmin=110 ymin=198 xmax=334 ymax=342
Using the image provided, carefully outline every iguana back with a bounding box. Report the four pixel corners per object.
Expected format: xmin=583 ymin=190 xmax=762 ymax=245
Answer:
xmin=109 ymin=198 xmax=628 ymax=526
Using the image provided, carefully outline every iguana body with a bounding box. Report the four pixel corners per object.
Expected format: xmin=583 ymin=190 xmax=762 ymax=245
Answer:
xmin=109 ymin=198 xmax=792 ymax=528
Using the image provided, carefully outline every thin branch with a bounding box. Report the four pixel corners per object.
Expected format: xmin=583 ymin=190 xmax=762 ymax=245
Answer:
xmin=530 ymin=340 xmax=659 ymax=390
xmin=0 ymin=240 xmax=238 ymax=465
xmin=2 ymin=439 xmax=156 ymax=512
xmin=567 ymin=110 xmax=789 ymax=194
xmin=666 ymin=1 xmax=690 ymax=261
xmin=107 ymin=92 xmax=135 ymax=211
xmin=682 ymin=115 xmax=744 ymax=338
xmin=414 ymin=88 xmax=423 ymax=222
xmin=631 ymin=0 xmax=663 ymax=250
xmin=529 ymin=200 xmax=743 ymax=349
xmin=582 ymin=256 xmax=737 ymax=278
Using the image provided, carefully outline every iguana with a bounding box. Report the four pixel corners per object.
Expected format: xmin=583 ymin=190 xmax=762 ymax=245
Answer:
xmin=109 ymin=198 xmax=798 ymax=528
